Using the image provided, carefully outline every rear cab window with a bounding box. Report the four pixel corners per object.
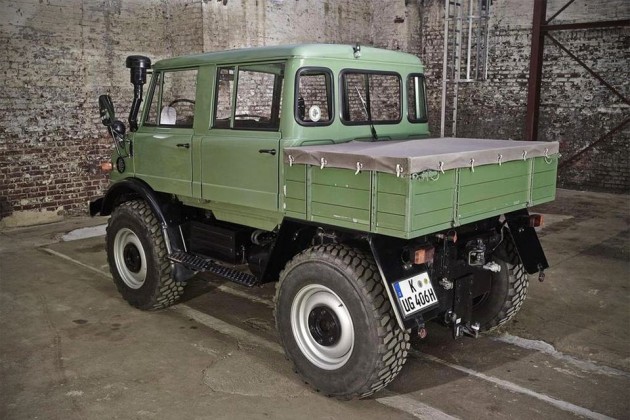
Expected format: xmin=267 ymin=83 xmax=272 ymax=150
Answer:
xmin=295 ymin=67 xmax=334 ymax=126
xmin=340 ymin=71 xmax=401 ymax=125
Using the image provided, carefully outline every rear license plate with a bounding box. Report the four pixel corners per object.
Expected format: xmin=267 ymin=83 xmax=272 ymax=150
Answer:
xmin=393 ymin=272 xmax=438 ymax=318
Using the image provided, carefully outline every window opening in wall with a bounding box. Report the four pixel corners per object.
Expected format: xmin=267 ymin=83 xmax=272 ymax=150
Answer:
xmin=295 ymin=68 xmax=333 ymax=125
xmin=408 ymin=74 xmax=428 ymax=123
xmin=341 ymin=71 xmax=401 ymax=124
xmin=145 ymin=69 xmax=197 ymax=128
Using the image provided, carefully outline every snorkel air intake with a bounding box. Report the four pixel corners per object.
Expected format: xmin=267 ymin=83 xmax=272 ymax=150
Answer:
xmin=125 ymin=55 xmax=151 ymax=132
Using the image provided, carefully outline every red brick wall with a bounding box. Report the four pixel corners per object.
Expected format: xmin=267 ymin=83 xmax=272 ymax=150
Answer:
xmin=0 ymin=0 xmax=374 ymax=223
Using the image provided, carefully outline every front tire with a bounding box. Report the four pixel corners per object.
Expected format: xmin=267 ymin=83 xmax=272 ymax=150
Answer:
xmin=275 ymin=244 xmax=409 ymax=399
xmin=106 ymin=200 xmax=185 ymax=310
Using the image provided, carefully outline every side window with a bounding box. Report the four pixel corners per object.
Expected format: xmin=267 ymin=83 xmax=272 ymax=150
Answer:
xmin=408 ymin=74 xmax=428 ymax=123
xmin=144 ymin=69 xmax=197 ymax=128
xmin=341 ymin=71 xmax=401 ymax=124
xmin=234 ymin=63 xmax=285 ymax=130
xmin=295 ymin=68 xmax=333 ymax=125
xmin=160 ymin=69 xmax=197 ymax=127
xmin=214 ymin=67 xmax=235 ymax=129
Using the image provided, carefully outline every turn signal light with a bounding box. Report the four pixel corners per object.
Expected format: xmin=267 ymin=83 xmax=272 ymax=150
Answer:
xmin=101 ymin=161 xmax=113 ymax=173
xmin=414 ymin=247 xmax=435 ymax=265
xmin=529 ymin=214 xmax=544 ymax=228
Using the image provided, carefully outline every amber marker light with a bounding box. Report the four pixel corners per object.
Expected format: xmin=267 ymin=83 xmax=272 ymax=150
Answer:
xmin=414 ymin=246 xmax=435 ymax=265
xmin=101 ymin=161 xmax=113 ymax=173
xmin=529 ymin=214 xmax=544 ymax=228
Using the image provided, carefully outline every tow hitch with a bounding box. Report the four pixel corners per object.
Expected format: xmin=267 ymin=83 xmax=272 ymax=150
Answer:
xmin=445 ymin=310 xmax=480 ymax=339
xmin=444 ymin=274 xmax=481 ymax=339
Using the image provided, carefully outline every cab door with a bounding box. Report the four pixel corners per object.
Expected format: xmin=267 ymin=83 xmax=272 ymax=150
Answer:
xmin=133 ymin=69 xmax=198 ymax=197
xmin=200 ymin=64 xmax=284 ymax=211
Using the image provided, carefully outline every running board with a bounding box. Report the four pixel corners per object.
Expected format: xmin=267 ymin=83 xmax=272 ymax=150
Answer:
xmin=168 ymin=251 xmax=259 ymax=287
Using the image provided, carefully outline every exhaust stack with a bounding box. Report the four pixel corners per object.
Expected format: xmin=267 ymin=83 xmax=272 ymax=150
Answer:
xmin=125 ymin=55 xmax=151 ymax=132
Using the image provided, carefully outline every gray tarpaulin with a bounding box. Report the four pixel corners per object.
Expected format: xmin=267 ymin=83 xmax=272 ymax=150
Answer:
xmin=284 ymin=137 xmax=560 ymax=176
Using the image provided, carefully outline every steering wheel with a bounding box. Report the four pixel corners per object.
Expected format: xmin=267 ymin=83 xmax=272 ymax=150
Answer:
xmin=168 ymin=99 xmax=195 ymax=107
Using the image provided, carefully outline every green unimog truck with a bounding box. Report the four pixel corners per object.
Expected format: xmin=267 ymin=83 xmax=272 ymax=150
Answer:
xmin=93 ymin=44 xmax=558 ymax=399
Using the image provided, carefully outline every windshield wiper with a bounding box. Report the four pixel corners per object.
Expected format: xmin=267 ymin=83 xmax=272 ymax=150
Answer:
xmin=355 ymin=87 xmax=378 ymax=141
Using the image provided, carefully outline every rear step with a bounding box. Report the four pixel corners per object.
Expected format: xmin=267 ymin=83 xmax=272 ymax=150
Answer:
xmin=168 ymin=251 xmax=259 ymax=287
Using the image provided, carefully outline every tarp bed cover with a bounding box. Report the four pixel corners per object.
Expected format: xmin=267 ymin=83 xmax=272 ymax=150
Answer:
xmin=284 ymin=137 xmax=560 ymax=176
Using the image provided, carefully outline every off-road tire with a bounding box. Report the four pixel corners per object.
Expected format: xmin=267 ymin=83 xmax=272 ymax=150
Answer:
xmin=472 ymin=237 xmax=528 ymax=331
xmin=106 ymin=200 xmax=185 ymax=310
xmin=274 ymin=244 xmax=410 ymax=400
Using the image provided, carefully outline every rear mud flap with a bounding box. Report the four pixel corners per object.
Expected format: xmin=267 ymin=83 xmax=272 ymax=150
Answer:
xmin=505 ymin=210 xmax=549 ymax=275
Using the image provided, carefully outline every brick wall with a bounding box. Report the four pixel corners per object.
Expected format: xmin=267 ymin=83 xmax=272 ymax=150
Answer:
xmin=0 ymin=0 xmax=203 ymax=224
xmin=418 ymin=0 xmax=630 ymax=193
xmin=0 ymin=0 xmax=375 ymax=225
xmin=0 ymin=0 xmax=627 ymax=225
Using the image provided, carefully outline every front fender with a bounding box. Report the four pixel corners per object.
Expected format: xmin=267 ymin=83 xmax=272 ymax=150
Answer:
xmin=90 ymin=178 xmax=195 ymax=282
xmin=92 ymin=178 xmax=167 ymax=222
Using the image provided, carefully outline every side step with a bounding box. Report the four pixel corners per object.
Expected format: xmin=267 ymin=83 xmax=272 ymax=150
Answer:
xmin=168 ymin=251 xmax=259 ymax=288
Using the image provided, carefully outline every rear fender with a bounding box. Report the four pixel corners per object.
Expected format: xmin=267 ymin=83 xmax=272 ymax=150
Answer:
xmin=261 ymin=218 xmax=318 ymax=283
xmin=504 ymin=209 xmax=549 ymax=274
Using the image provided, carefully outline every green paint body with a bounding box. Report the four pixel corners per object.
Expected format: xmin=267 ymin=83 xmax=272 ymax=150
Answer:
xmin=110 ymin=44 xmax=557 ymax=236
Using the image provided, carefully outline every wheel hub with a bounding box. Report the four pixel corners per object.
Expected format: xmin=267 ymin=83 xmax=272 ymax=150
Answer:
xmin=290 ymin=284 xmax=354 ymax=370
xmin=123 ymin=243 xmax=142 ymax=273
xmin=308 ymin=306 xmax=341 ymax=346
xmin=113 ymin=227 xmax=147 ymax=290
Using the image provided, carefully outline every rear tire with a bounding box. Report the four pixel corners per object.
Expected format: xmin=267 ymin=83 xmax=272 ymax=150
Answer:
xmin=472 ymin=238 xmax=528 ymax=331
xmin=275 ymin=244 xmax=409 ymax=399
xmin=106 ymin=200 xmax=185 ymax=310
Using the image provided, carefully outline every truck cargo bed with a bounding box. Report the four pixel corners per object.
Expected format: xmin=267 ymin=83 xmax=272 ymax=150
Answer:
xmin=283 ymin=138 xmax=559 ymax=239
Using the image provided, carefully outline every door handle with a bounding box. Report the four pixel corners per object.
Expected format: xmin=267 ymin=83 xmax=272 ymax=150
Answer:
xmin=176 ymin=143 xmax=190 ymax=149
xmin=259 ymin=148 xmax=276 ymax=156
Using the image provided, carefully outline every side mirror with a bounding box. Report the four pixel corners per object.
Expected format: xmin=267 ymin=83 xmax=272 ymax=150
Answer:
xmin=99 ymin=95 xmax=115 ymax=127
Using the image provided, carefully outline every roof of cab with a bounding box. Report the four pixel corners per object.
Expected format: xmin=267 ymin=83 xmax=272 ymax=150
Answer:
xmin=152 ymin=44 xmax=422 ymax=70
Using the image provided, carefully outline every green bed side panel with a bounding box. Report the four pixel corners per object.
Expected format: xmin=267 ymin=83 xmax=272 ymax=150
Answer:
xmin=282 ymin=154 xmax=558 ymax=239
xmin=532 ymin=156 xmax=558 ymax=204
xmin=311 ymin=167 xmax=371 ymax=190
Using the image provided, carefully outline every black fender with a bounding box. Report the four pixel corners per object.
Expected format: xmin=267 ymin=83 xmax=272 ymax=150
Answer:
xmin=504 ymin=209 xmax=549 ymax=274
xmin=260 ymin=218 xmax=318 ymax=283
xmin=367 ymin=233 xmax=430 ymax=330
xmin=90 ymin=178 xmax=195 ymax=282
xmin=91 ymin=178 xmax=167 ymax=220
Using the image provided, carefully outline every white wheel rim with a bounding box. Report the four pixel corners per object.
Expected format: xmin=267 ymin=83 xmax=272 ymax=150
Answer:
xmin=290 ymin=284 xmax=354 ymax=370
xmin=113 ymin=228 xmax=147 ymax=289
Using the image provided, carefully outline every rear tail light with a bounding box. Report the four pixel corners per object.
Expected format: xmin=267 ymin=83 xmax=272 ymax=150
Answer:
xmin=529 ymin=214 xmax=544 ymax=228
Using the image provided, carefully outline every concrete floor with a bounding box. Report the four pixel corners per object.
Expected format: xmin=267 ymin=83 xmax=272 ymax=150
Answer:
xmin=1 ymin=189 xmax=628 ymax=419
